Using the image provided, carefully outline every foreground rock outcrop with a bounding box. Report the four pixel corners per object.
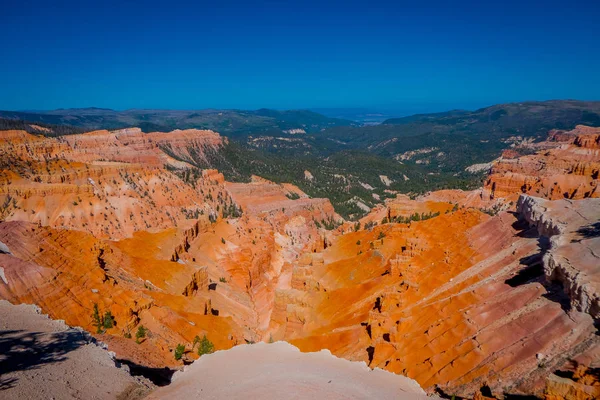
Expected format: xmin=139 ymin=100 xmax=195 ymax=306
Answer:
xmin=146 ymin=341 xmax=430 ymax=400
xmin=0 ymin=300 xmax=153 ymax=400
xmin=518 ymin=195 xmax=600 ymax=319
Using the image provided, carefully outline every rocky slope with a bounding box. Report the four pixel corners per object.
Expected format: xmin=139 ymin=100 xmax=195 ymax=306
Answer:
xmin=283 ymin=198 xmax=599 ymax=398
xmin=0 ymin=127 xmax=341 ymax=369
xmin=0 ymin=300 xmax=153 ymax=400
xmin=483 ymin=125 xmax=600 ymax=201
xmin=0 ymin=128 xmax=227 ymax=239
xmin=1 ymin=125 xmax=599 ymax=399
xmin=517 ymin=195 xmax=600 ymax=320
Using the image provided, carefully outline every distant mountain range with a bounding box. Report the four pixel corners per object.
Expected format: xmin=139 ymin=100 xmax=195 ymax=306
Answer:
xmin=309 ymin=108 xmax=393 ymax=124
xmin=318 ymin=99 xmax=600 ymax=157
xmin=0 ymin=108 xmax=356 ymax=138
xmin=2 ymin=100 xmax=599 ymax=218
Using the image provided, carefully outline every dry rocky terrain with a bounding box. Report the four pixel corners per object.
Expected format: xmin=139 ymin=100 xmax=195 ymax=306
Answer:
xmin=0 ymin=125 xmax=599 ymax=399
xmin=0 ymin=300 xmax=153 ymax=400
xmin=147 ymin=341 xmax=430 ymax=399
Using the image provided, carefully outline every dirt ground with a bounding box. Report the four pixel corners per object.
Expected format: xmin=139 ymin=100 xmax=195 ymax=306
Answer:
xmin=0 ymin=300 xmax=153 ymax=400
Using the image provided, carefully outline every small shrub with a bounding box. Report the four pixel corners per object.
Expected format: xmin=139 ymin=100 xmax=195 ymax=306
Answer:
xmin=356 ymin=240 xmax=361 ymax=245
xmin=103 ymin=311 xmax=115 ymax=329
xmin=197 ymin=335 xmax=214 ymax=356
xmin=221 ymin=238 xmax=226 ymax=244
xmin=135 ymin=325 xmax=148 ymax=344
xmin=174 ymin=344 xmax=185 ymax=360
xmin=219 ymin=277 xmax=227 ymax=283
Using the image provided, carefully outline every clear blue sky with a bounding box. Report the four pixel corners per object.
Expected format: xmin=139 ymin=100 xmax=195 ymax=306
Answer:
xmin=2 ymin=0 xmax=599 ymax=111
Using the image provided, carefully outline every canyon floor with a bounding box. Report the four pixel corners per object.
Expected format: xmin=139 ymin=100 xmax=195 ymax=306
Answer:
xmin=0 ymin=124 xmax=599 ymax=399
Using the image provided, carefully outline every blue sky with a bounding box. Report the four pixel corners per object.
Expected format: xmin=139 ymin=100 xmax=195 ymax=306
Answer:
xmin=2 ymin=0 xmax=599 ymax=111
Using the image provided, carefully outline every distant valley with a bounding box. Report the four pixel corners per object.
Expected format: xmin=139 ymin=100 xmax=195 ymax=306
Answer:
xmin=2 ymin=100 xmax=600 ymax=219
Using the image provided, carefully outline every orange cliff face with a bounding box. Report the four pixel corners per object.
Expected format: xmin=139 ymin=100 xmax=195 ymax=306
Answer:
xmin=359 ymin=194 xmax=455 ymax=226
xmin=258 ymin=127 xmax=599 ymax=397
xmin=0 ymin=126 xmax=599 ymax=399
xmin=284 ymin=204 xmax=599 ymax=398
xmin=0 ymin=127 xmax=341 ymax=367
xmin=483 ymin=125 xmax=600 ymax=201
xmin=414 ymin=125 xmax=600 ymax=215
xmin=0 ymin=219 xmax=249 ymax=367
xmin=0 ymin=128 xmax=230 ymax=239
xmin=266 ymin=127 xmax=600 ymax=398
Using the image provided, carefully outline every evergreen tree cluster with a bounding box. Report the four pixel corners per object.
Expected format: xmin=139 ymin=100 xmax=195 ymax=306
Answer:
xmin=91 ymin=303 xmax=115 ymax=334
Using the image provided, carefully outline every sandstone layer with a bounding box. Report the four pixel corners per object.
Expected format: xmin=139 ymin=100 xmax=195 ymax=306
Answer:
xmin=0 ymin=128 xmax=227 ymax=239
xmin=0 ymin=128 xmax=340 ymax=369
xmin=1 ymin=126 xmax=599 ymax=399
xmin=483 ymin=125 xmax=600 ymax=201
xmin=284 ymin=198 xmax=599 ymax=398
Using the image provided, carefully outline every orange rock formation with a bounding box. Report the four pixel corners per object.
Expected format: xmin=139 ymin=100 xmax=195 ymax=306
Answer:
xmin=483 ymin=125 xmax=600 ymax=201
xmin=1 ymin=126 xmax=599 ymax=399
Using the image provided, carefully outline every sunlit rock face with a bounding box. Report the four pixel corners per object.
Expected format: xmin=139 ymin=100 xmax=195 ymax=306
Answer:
xmin=0 ymin=126 xmax=599 ymax=398
xmin=286 ymin=199 xmax=599 ymax=398
xmin=0 ymin=128 xmax=227 ymax=239
xmin=483 ymin=125 xmax=600 ymax=202
xmin=0 ymin=127 xmax=340 ymax=368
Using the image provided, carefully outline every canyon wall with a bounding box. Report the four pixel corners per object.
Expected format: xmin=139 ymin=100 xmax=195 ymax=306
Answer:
xmin=1 ymin=126 xmax=599 ymax=399
xmin=483 ymin=125 xmax=600 ymax=201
